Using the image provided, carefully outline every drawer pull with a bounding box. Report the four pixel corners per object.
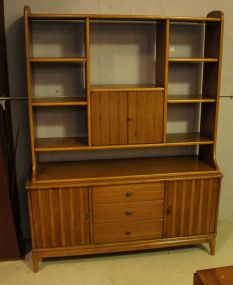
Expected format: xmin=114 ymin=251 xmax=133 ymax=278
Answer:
xmin=125 ymin=210 xmax=133 ymax=216
xmin=125 ymin=230 xmax=132 ymax=235
xmin=125 ymin=191 xmax=133 ymax=197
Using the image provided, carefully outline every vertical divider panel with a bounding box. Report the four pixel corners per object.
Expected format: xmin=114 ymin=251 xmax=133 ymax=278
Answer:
xmin=85 ymin=18 xmax=92 ymax=146
xmin=156 ymin=20 xmax=170 ymax=142
xmin=24 ymin=6 xmax=37 ymax=179
xmin=200 ymin=12 xmax=224 ymax=167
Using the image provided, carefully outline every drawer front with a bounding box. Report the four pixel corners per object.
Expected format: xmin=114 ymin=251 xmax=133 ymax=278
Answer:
xmin=92 ymin=183 xmax=164 ymax=204
xmin=93 ymin=201 xmax=164 ymax=223
xmin=94 ymin=220 xmax=163 ymax=243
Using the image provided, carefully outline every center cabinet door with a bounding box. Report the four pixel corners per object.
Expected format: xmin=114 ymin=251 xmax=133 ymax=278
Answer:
xmin=91 ymin=90 xmax=164 ymax=145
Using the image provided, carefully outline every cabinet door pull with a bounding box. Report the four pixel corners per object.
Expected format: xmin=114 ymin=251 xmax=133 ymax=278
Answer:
xmin=125 ymin=230 xmax=132 ymax=235
xmin=125 ymin=210 xmax=133 ymax=216
xmin=167 ymin=206 xmax=172 ymax=216
xmin=125 ymin=191 xmax=133 ymax=197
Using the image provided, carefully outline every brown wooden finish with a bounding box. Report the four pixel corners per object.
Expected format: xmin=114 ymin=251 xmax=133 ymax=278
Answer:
xmin=162 ymin=20 xmax=170 ymax=142
xmin=85 ymin=18 xmax=92 ymax=146
xmin=168 ymin=95 xmax=216 ymax=103
xmin=30 ymin=57 xmax=86 ymax=63
xmin=32 ymin=97 xmax=87 ymax=106
xmin=91 ymin=91 xmax=128 ymax=145
xmin=166 ymin=133 xmax=213 ymax=145
xmin=91 ymin=84 xmax=164 ymax=92
xmin=31 ymin=233 xmax=215 ymax=272
xmin=93 ymin=201 xmax=164 ymax=223
xmin=164 ymin=178 xmax=220 ymax=238
xmin=24 ymin=6 xmax=37 ymax=179
xmin=35 ymin=137 xmax=88 ymax=151
xmin=29 ymin=187 xmax=90 ymax=248
xmin=200 ymin=12 xmax=224 ymax=168
xmin=24 ymin=7 xmax=224 ymax=272
xmin=194 ymin=266 xmax=233 ymax=285
xmin=35 ymin=133 xmax=213 ymax=152
xmin=128 ymin=91 xmax=164 ymax=144
xmin=32 ymin=157 xmax=218 ymax=184
xmin=169 ymin=57 xmax=218 ymax=62
xmin=92 ymin=183 xmax=164 ymax=204
xmin=93 ymin=220 xmax=163 ymax=243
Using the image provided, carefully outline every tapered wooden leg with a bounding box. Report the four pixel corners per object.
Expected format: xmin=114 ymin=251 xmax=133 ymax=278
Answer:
xmin=32 ymin=252 xmax=41 ymax=273
xmin=209 ymin=237 xmax=216 ymax=255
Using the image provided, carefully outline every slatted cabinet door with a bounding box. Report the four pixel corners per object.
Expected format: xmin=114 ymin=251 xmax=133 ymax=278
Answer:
xmin=128 ymin=91 xmax=164 ymax=144
xmin=29 ymin=187 xmax=90 ymax=249
xmin=164 ymin=178 xmax=220 ymax=238
xmin=91 ymin=91 xmax=128 ymax=145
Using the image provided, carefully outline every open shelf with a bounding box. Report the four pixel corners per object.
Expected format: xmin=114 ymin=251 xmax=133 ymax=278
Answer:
xmin=30 ymin=57 xmax=86 ymax=63
xmin=168 ymin=58 xmax=218 ymax=63
xmin=34 ymin=132 xmax=212 ymax=152
xmin=35 ymin=137 xmax=88 ymax=151
xmin=166 ymin=133 xmax=213 ymax=145
xmin=33 ymin=156 xmax=218 ymax=184
xmin=32 ymin=97 xmax=87 ymax=107
xmin=168 ymin=95 xmax=216 ymax=104
xmin=91 ymin=84 xmax=164 ymax=92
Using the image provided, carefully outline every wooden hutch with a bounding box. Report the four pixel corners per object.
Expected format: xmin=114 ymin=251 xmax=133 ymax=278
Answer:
xmin=24 ymin=6 xmax=224 ymax=272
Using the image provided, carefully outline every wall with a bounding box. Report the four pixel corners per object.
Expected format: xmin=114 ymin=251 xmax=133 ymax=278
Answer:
xmin=3 ymin=0 xmax=233 ymax=238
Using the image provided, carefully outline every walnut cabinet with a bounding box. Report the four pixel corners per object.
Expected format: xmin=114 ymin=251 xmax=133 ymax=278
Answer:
xmin=24 ymin=6 xmax=224 ymax=272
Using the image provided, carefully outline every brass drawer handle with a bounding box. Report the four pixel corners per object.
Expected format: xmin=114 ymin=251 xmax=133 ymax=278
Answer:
xmin=125 ymin=191 xmax=133 ymax=197
xmin=125 ymin=230 xmax=132 ymax=235
xmin=125 ymin=210 xmax=133 ymax=216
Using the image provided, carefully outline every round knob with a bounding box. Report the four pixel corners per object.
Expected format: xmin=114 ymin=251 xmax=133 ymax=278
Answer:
xmin=125 ymin=210 xmax=133 ymax=216
xmin=125 ymin=191 xmax=133 ymax=197
xmin=125 ymin=230 xmax=132 ymax=235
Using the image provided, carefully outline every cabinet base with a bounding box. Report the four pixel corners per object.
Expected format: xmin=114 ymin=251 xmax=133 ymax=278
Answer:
xmin=31 ymin=234 xmax=216 ymax=272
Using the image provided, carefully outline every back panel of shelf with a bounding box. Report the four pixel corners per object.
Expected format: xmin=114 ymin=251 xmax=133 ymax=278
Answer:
xmin=31 ymin=63 xmax=86 ymax=99
xmin=90 ymin=21 xmax=166 ymax=87
xmin=30 ymin=20 xmax=85 ymax=58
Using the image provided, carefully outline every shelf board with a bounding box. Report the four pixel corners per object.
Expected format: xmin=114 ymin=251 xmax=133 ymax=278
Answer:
xmin=166 ymin=133 xmax=213 ymax=145
xmin=168 ymin=95 xmax=216 ymax=104
xmin=30 ymin=57 xmax=86 ymax=63
xmin=32 ymin=97 xmax=87 ymax=107
xmin=91 ymin=84 xmax=165 ymax=92
xmin=28 ymin=13 xmax=222 ymax=22
xmin=35 ymin=133 xmax=213 ymax=153
xmin=31 ymin=156 xmax=218 ymax=184
xmin=169 ymin=57 xmax=218 ymax=63
xmin=35 ymin=137 xmax=88 ymax=151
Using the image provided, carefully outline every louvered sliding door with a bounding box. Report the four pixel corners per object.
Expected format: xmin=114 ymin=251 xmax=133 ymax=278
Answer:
xmin=29 ymin=187 xmax=90 ymax=248
xmin=164 ymin=178 xmax=220 ymax=238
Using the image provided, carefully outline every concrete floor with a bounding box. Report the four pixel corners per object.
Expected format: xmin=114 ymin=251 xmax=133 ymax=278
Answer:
xmin=0 ymin=223 xmax=233 ymax=285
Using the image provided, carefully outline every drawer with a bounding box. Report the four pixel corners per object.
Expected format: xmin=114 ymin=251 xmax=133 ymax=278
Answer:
xmin=94 ymin=220 xmax=163 ymax=243
xmin=93 ymin=200 xmax=164 ymax=223
xmin=92 ymin=183 xmax=164 ymax=204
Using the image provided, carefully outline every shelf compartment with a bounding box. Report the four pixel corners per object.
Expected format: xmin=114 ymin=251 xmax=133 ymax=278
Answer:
xmin=30 ymin=57 xmax=87 ymax=63
xmin=91 ymin=84 xmax=164 ymax=92
xmin=166 ymin=133 xmax=213 ymax=145
xmin=32 ymin=97 xmax=87 ymax=107
xmin=35 ymin=137 xmax=88 ymax=151
xmin=169 ymin=58 xmax=218 ymax=63
xmin=32 ymin=156 xmax=218 ymax=184
xmin=168 ymin=95 xmax=216 ymax=104
xmin=30 ymin=20 xmax=85 ymax=58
